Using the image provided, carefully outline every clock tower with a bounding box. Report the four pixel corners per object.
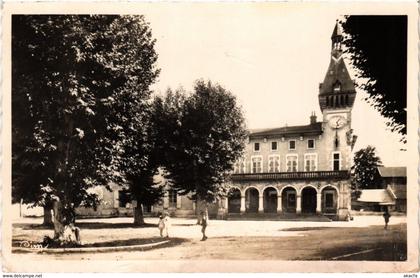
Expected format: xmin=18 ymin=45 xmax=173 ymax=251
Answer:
xmin=319 ymin=21 xmax=357 ymax=171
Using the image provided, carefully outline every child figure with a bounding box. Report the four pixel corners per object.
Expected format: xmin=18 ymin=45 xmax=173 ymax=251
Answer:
xmin=164 ymin=212 xmax=171 ymax=238
xmin=200 ymin=211 xmax=208 ymax=241
xmin=158 ymin=214 xmax=165 ymax=237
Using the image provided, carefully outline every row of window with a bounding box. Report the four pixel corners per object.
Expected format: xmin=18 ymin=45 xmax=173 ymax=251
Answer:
xmin=253 ymin=139 xmax=315 ymax=152
xmin=118 ymin=189 xmax=178 ymax=208
xmin=234 ymin=152 xmax=341 ymax=173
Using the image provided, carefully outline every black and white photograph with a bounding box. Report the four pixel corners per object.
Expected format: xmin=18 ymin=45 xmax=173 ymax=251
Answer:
xmin=2 ymin=2 xmax=418 ymax=273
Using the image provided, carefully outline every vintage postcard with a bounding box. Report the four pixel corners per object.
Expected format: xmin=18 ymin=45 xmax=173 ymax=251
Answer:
xmin=2 ymin=1 xmax=418 ymax=273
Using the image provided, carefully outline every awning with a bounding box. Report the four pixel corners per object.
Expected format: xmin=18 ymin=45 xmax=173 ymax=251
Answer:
xmin=357 ymin=189 xmax=395 ymax=205
xmin=377 ymin=167 xmax=406 ymax=178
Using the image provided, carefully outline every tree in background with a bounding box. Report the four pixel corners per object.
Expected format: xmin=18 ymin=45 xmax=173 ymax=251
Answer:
xmin=12 ymin=15 xmax=159 ymax=241
xmin=341 ymin=16 xmax=407 ymax=143
xmin=351 ymin=146 xmax=383 ymax=192
xmin=158 ymin=81 xmax=248 ymax=219
xmin=119 ymin=101 xmax=165 ymax=226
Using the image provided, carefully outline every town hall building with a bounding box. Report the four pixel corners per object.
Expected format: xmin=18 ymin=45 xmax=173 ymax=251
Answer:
xmin=220 ymin=22 xmax=358 ymax=220
xmin=76 ymin=22 xmax=358 ymax=221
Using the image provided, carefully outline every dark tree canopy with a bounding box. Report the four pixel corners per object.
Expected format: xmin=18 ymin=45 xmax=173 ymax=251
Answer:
xmin=156 ymin=81 xmax=248 ymax=204
xmin=12 ymin=15 xmax=159 ymax=227
xmin=351 ymin=146 xmax=383 ymax=190
xmin=118 ymin=99 xmax=165 ymax=225
xmin=341 ymin=16 xmax=407 ymax=143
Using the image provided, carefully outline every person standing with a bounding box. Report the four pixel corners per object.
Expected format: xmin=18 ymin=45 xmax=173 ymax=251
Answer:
xmin=200 ymin=211 xmax=208 ymax=241
xmin=158 ymin=214 xmax=165 ymax=237
xmin=164 ymin=212 xmax=171 ymax=238
xmin=383 ymin=207 xmax=391 ymax=230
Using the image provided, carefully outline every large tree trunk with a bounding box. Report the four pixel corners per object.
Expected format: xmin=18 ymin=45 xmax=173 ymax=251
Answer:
xmin=52 ymin=200 xmax=65 ymax=240
xmin=133 ymin=203 xmax=145 ymax=226
xmin=43 ymin=205 xmax=53 ymax=226
xmin=195 ymin=198 xmax=209 ymax=224
xmin=52 ymin=200 xmax=80 ymax=244
xmin=195 ymin=199 xmax=202 ymax=224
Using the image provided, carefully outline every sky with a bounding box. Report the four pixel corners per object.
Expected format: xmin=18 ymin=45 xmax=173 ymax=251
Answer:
xmin=141 ymin=4 xmax=407 ymax=167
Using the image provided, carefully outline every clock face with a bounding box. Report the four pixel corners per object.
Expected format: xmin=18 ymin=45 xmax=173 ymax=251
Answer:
xmin=328 ymin=115 xmax=347 ymax=129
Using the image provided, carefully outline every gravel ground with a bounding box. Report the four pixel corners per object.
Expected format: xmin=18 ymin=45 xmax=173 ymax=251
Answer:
xmin=12 ymin=215 xmax=407 ymax=261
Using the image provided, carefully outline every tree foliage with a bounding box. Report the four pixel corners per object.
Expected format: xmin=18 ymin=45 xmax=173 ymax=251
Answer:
xmin=351 ymin=146 xmax=383 ymax=190
xmin=156 ymin=80 xmax=248 ymax=204
xmin=118 ymin=99 xmax=166 ymax=225
xmin=341 ymin=16 xmax=407 ymax=143
xmin=12 ymin=15 xmax=159 ymax=234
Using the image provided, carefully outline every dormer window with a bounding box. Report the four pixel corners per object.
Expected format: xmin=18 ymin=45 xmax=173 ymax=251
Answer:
xmin=333 ymin=81 xmax=341 ymax=92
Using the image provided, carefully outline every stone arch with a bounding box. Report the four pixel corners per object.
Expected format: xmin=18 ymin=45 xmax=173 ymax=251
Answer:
xmin=301 ymin=186 xmax=317 ymax=213
xmin=227 ymin=187 xmax=242 ymax=213
xmin=298 ymin=184 xmax=319 ymax=195
xmin=320 ymin=184 xmax=339 ymax=193
xmin=262 ymin=185 xmax=279 ymax=195
xmin=228 ymin=185 xmax=243 ymax=196
xmin=263 ymin=186 xmax=278 ymax=213
xmin=321 ymin=185 xmax=339 ymax=214
xmin=280 ymin=186 xmax=297 ymax=213
xmin=279 ymin=185 xmax=298 ymax=196
xmin=244 ymin=185 xmax=261 ymax=195
xmin=244 ymin=187 xmax=260 ymax=213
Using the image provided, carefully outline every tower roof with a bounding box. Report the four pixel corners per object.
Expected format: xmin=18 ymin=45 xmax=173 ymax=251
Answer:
xmin=319 ymin=57 xmax=355 ymax=95
xmin=331 ymin=20 xmax=342 ymax=38
xmin=318 ymin=21 xmax=356 ymax=111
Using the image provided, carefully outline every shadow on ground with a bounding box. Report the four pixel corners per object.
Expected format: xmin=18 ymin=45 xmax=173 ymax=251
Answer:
xmin=172 ymin=223 xmax=196 ymax=227
xmin=14 ymin=222 xmax=158 ymax=230
xmin=316 ymin=242 xmax=407 ymax=261
xmin=13 ymin=237 xmax=188 ymax=251
xmin=291 ymin=224 xmax=407 ymax=261
xmin=83 ymin=237 xmax=187 ymax=248
xmin=280 ymin=227 xmax=340 ymax=232
xmin=76 ymin=222 xmax=158 ymax=229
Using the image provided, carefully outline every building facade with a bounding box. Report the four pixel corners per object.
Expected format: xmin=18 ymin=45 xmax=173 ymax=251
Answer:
xmin=221 ymin=22 xmax=357 ymax=220
xmin=149 ymin=22 xmax=358 ymax=221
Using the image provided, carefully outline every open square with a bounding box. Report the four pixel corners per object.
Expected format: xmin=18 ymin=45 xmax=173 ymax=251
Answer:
xmin=12 ymin=215 xmax=406 ymax=261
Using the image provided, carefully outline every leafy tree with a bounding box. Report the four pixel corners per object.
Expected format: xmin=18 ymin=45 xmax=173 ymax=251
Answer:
xmin=351 ymin=146 xmax=383 ymax=191
xmin=159 ymin=80 xmax=248 ymax=218
xmin=118 ymin=101 xmax=165 ymax=226
xmin=12 ymin=15 xmax=159 ymax=241
xmin=341 ymin=16 xmax=407 ymax=143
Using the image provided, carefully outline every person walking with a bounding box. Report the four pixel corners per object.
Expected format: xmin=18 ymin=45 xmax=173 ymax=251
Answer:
xmin=383 ymin=207 xmax=391 ymax=230
xmin=200 ymin=211 xmax=208 ymax=241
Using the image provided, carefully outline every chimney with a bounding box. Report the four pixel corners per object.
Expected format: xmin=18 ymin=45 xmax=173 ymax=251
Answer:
xmin=310 ymin=112 xmax=317 ymax=124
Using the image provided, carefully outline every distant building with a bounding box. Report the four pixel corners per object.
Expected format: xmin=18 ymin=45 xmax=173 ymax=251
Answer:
xmin=75 ymin=183 xmax=134 ymax=218
xmin=75 ymin=182 xmax=206 ymax=218
xmin=356 ymin=166 xmax=407 ymax=212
